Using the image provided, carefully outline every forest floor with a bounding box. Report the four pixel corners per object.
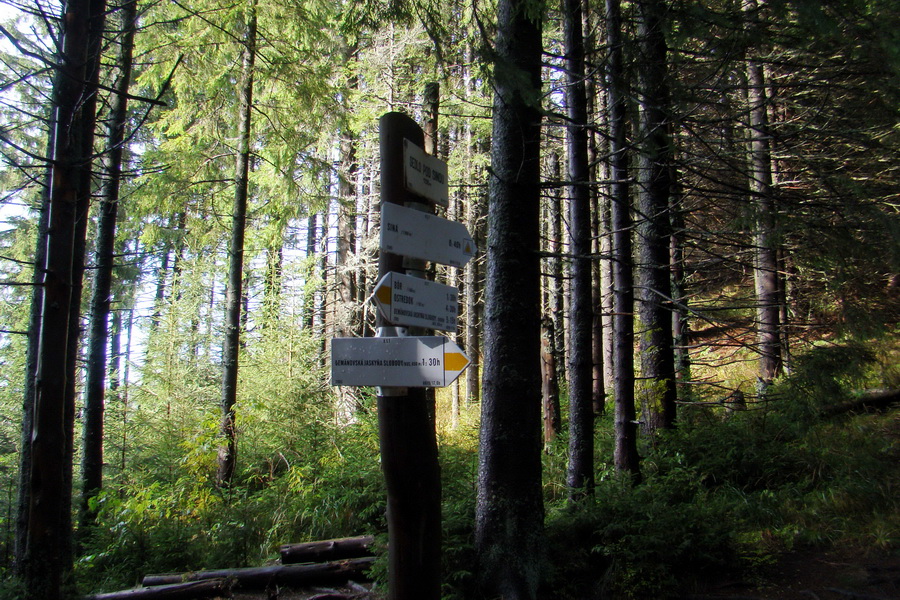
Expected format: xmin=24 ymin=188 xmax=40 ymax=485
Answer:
xmin=683 ymin=547 xmax=900 ymax=600
xmin=222 ymin=547 xmax=900 ymax=599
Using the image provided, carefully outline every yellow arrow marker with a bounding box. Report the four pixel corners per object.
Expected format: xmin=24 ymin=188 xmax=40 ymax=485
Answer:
xmin=375 ymin=282 xmax=392 ymax=306
xmin=464 ymin=242 xmax=472 ymax=254
xmin=445 ymin=352 xmax=469 ymax=372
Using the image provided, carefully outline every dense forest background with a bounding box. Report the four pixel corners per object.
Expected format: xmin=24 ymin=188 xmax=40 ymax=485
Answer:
xmin=0 ymin=0 xmax=897 ymax=598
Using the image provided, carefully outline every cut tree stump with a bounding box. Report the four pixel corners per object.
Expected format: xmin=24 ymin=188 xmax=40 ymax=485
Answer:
xmin=84 ymin=579 xmax=230 ymax=600
xmin=280 ymin=535 xmax=375 ymax=564
xmin=141 ymin=557 xmax=374 ymax=590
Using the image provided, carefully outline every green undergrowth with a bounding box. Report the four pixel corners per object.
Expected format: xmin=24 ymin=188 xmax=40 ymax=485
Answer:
xmin=536 ymin=335 xmax=900 ymax=599
xmin=70 ymin=337 xmax=899 ymax=598
xmin=76 ymin=410 xmax=388 ymax=593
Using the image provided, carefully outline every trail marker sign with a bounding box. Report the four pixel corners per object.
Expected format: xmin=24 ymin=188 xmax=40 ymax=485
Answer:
xmin=371 ymin=272 xmax=458 ymax=332
xmin=380 ymin=203 xmax=475 ymax=268
xmin=331 ymin=336 xmax=470 ymax=388
xmin=404 ymin=139 xmax=449 ymax=207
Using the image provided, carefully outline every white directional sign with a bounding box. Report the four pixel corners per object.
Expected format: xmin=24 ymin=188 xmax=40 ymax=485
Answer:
xmin=371 ymin=272 xmax=458 ymax=332
xmin=331 ymin=336 xmax=470 ymax=388
xmin=404 ymin=139 xmax=449 ymax=207
xmin=381 ymin=203 xmax=476 ymax=267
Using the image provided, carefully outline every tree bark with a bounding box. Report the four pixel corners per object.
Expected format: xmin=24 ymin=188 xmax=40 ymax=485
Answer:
xmin=541 ymin=153 xmax=562 ymax=445
xmin=475 ymin=0 xmax=545 ymax=596
xmin=280 ymin=535 xmax=375 ymax=564
xmin=541 ymin=317 xmax=561 ymax=445
xmin=743 ymin=0 xmax=782 ymax=388
xmin=606 ymin=0 xmax=641 ymax=479
xmin=564 ymin=0 xmax=594 ymax=500
xmin=304 ymin=212 xmax=319 ymax=331
xmin=669 ymin=156 xmax=690 ymax=390
xmin=463 ymin=53 xmax=483 ymax=407
xmin=24 ymin=0 xmax=106 ymax=597
xmin=217 ymin=3 xmax=256 ymax=487
xmin=336 ymin=126 xmax=357 ymax=338
xmin=546 ymin=152 xmax=566 ymax=399
xmin=634 ymin=0 xmax=677 ymax=434
xmin=15 ymin=139 xmax=50 ymax=576
xmin=584 ymin=0 xmax=605 ymax=417
xmin=81 ymin=0 xmax=137 ymax=531
xmin=85 ymin=580 xmax=230 ymax=600
xmin=141 ymin=558 xmax=374 ymax=589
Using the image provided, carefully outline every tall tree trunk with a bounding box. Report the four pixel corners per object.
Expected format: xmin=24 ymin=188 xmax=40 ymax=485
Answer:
xmin=593 ymin=54 xmax=616 ymax=408
xmin=669 ymin=156 xmax=690 ymax=390
xmin=541 ymin=152 xmax=562 ymax=444
xmin=217 ymin=2 xmax=256 ymax=487
xmin=634 ymin=0 xmax=677 ymax=434
xmin=303 ymin=212 xmax=318 ymax=331
xmin=564 ymin=0 xmax=594 ymax=500
xmin=743 ymin=0 xmax=781 ymax=388
xmin=475 ymin=0 xmax=544 ymax=596
xmin=606 ymin=0 xmax=640 ymax=479
xmin=24 ymin=0 xmax=106 ymax=597
xmin=336 ymin=131 xmax=357 ymax=338
xmin=81 ymin=0 xmax=137 ymax=531
xmin=541 ymin=317 xmax=561 ymax=446
xmin=262 ymin=242 xmax=283 ymax=329
xmin=63 ymin=0 xmax=106 ymax=576
xmin=464 ymin=170 xmax=482 ymax=407
xmin=15 ymin=138 xmax=51 ymax=577
xmin=462 ymin=45 xmax=483 ymax=407
xmin=584 ymin=0 xmax=605 ymax=417
xmin=546 ymin=152 xmax=566 ymax=394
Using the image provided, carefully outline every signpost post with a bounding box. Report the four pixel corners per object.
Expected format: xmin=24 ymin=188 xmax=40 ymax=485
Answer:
xmin=329 ymin=109 xmax=473 ymax=600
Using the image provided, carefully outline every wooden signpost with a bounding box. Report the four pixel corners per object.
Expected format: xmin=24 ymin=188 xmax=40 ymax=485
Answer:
xmin=329 ymin=110 xmax=473 ymax=600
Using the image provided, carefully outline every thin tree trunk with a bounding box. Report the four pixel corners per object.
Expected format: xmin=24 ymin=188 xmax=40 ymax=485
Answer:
xmin=304 ymin=212 xmax=318 ymax=331
xmin=262 ymin=243 xmax=283 ymax=329
xmin=743 ymin=0 xmax=781 ymax=388
xmin=669 ymin=153 xmax=690 ymax=390
xmin=606 ymin=0 xmax=640 ymax=479
xmin=217 ymin=2 xmax=256 ymax=487
xmin=475 ymin=0 xmax=545 ymax=595
xmin=336 ymin=130 xmax=357 ymax=338
xmin=463 ymin=46 xmax=482 ymax=407
xmin=541 ymin=317 xmax=561 ymax=446
xmin=464 ymin=180 xmax=481 ymax=406
xmin=584 ymin=0 xmax=605 ymax=417
xmin=546 ymin=152 xmax=566 ymax=391
xmin=15 ymin=144 xmax=50 ymax=577
xmin=564 ymin=0 xmax=594 ymax=500
xmin=81 ymin=0 xmax=137 ymax=530
xmin=541 ymin=152 xmax=561 ymax=444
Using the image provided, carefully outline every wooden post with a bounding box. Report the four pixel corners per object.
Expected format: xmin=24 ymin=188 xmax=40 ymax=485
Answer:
xmin=376 ymin=112 xmax=442 ymax=600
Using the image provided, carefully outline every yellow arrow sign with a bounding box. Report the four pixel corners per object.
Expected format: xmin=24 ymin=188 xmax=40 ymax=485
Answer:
xmin=375 ymin=282 xmax=392 ymax=306
xmin=444 ymin=351 xmax=469 ymax=372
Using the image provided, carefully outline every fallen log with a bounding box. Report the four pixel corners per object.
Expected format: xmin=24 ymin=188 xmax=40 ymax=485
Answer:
xmin=142 ymin=557 xmax=374 ymax=589
xmin=84 ymin=579 xmax=229 ymax=600
xmin=280 ymin=535 xmax=375 ymax=564
xmin=820 ymin=388 xmax=900 ymax=417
